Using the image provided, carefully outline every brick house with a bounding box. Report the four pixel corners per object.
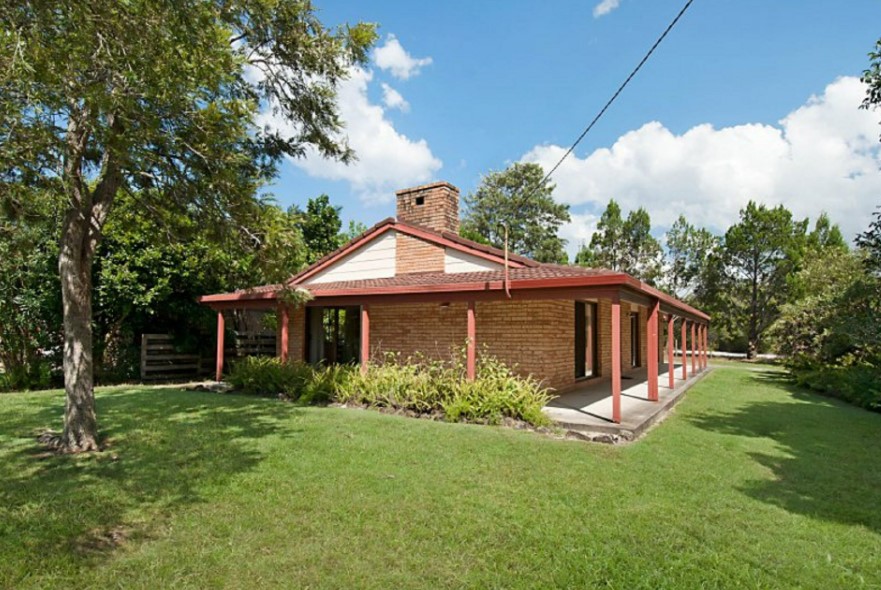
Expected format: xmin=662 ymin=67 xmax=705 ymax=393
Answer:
xmin=200 ymin=181 xmax=710 ymax=423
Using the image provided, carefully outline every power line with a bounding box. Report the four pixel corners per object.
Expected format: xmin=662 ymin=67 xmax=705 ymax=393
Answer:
xmin=501 ymin=0 xmax=697 ymax=293
xmin=537 ymin=0 xmax=697 ymax=187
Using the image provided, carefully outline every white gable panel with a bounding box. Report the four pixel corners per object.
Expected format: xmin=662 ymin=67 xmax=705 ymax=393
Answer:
xmin=305 ymin=230 xmax=397 ymax=284
xmin=444 ymin=248 xmax=503 ymax=273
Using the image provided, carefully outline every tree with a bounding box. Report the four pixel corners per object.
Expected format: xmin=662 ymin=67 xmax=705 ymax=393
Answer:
xmin=806 ymin=212 xmax=848 ymax=255
xmin=859 ymin=38 xmax=881 ymax=274
xmin=0 ymin=2 xmax=376 ymax=451
xmin=462 ymin=163 xmax=570 ymax=263
xmin=577 ymin=199 xmax=625 ymax=270
xmin=861 ymin=37 xmax=881 ymax=141
xmin=787 ymin=212 xmax=849 ymax=301
xmin=857 ymin=207 xmax=881 ymax=274
xmin=577 ymin=200 xmax=663 ymax=284
xmin=771 ymin=248 xmax=880 ymax=409
xmin=723 ymin=201 xmax=807 ymax=359
xmin=341 ymin=220 xmax=369 ymax=243
xmin=665 ymin=215 xmax=720 ymax=299
xmin=296 ymin=195 xmax=343 ymax=263
xmin=0 ymin=191 xmax=62 ymax=390
xmin=94 ymin=191 xmax=307 ymax=382
xmin=621 ymin=207 xmax=664 ymax=285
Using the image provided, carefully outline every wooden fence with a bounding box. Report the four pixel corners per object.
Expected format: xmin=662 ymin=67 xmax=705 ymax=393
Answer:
xmin=232 ymin=331 xmax=276 ymax=358
xmin=140 ymin=334 xmax=208 ymax=382
xmin=140 ymin=331 xmax=277 ymax=381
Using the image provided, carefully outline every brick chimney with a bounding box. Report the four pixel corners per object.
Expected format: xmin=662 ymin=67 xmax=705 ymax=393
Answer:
xmin=395 ymin=181 xmax=460 ymax=235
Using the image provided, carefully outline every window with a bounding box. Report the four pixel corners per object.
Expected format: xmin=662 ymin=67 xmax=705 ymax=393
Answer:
xmin=306 ymin=306 xmax=361 ymax=365
xmin=414 ymin=196 xmax=425 ymax=206
xmin=575 ymin=301 xmax=599 ymax=378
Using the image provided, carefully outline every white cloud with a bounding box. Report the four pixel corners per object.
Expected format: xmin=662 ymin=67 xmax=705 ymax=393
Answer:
xmin=373 ymin=34 xmax=433 ymax=80
xmin=523 ymin=76 xmax=881 ymax=246
xmin=593 ymin=0 xmax=622 ymax=18
xmin=380 ymin=82 xmax=410 ymax=112
xmin=560 ymin=212 xmax=600 ymax=255
xmin=258 ymin=67 xmax=441 ymax=204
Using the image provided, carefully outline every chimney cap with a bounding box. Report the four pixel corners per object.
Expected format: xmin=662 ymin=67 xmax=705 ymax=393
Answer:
xmin=395 ymin=181 xmax=459 ymax=196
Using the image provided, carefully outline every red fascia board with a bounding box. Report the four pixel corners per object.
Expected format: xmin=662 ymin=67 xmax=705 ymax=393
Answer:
xmin=312 ymin=280 xmax=505 ymax=298
xmin=507 ymin=273 xmax=631 ymax=290
xmin=309 ymin=287 xmax=623 ymax=307
xmin=204 ymin=300 xmax=279 ymax=311
xmin=198 ymin=290 xmax=278 ymax=304
xmin=307 ymin=273 xmax=709 ymax=322
xmin=306 ymin=274 xmax=627 ymax=299
xmin=638 ymin=282 xmax=710 ymax=322
xmin=197 ymin=271 xmax=708 ymax=322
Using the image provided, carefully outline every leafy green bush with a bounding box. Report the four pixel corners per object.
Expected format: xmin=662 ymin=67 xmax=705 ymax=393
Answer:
xmin=337 ymin=351 xmax=553 ymax=427
xmin=227 ymin=351 xmax=553 ymax=427
xmin=298 ymin=364 xmax=352 ymax=405
xmin=791 ymin=360 xmax=881 ymax=412
xmin=226 ymin=356 xmax=313 ymax=397
xmin=0 ymin=360 xmax=52 ymax=392
xmin=772 ymin=250 xmax=881 ymax=411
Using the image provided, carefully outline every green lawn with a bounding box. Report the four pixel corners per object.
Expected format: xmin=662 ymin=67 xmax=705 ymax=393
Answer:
xmin=2 ymin=365 xmax=880 ymax=589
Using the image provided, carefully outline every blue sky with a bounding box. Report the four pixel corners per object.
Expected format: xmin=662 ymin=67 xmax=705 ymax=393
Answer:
xmin=262 ymin=0 xmax=881 ymax=257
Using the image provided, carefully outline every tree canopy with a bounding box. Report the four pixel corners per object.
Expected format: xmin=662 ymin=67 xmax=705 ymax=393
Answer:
xmin=0 ymin=0 xmax=376 ymax=451
xmin=576 ymin=200 xmax=663 ymax=285
xmin=857 ymin=208 xmax=881 ymax=274
xmin=295 ymin=195 xmax=344 ymax=264
xmin=664 ymin=214 xmax=718 ymax=299
xmin=462 ymin=163 xmax=570 ymax=264
xmin=861 ymin=37 xmax=881 ymax=142
xmin=723 ymin=201 xmax=808 ymax=358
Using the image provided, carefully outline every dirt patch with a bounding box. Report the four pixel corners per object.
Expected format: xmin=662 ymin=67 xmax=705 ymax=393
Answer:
xmin=72 ymin=525 xmax=132 ymax=556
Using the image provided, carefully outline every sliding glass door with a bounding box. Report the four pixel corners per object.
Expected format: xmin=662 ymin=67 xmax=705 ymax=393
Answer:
xmin=306 ymin=306 xmax=361 ymax=365
xmin=575 ymin=301 xmax=599 ymax=378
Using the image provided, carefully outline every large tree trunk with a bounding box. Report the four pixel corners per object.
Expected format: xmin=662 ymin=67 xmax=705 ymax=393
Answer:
xmin=50 ymin=108 xmax=121 ymax=453
xmin=58 ymin=209 xmax=99 ymax=452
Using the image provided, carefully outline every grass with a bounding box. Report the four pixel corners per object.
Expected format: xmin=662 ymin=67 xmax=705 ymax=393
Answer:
xmin=1 ymin=364 xmax=880 ymax=589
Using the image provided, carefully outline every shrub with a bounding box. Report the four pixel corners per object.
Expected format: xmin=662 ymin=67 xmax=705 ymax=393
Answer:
xmin=791 ymin=360 xmax=881 ymax=412
xmin=337 ymin=351 xmax=553 ymax=427
xmin=0 ymin=360 xmax=52 ymax=392
xmin=298 ymin=364 xmax=352 ymax=405
xmin=226 ymin=351 xmax=553 ymax=427
xmin=772 ymin=250 xmax=881 ymax=411
xmin=226 ymin=356 xmax=313 ymax=397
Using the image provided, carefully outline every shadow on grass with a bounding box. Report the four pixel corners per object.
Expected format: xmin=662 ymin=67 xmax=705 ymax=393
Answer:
xmin=690 ymin=369 xmax=881 ymax=534
xmin=0 ymin=387 xmax=302 ymax=579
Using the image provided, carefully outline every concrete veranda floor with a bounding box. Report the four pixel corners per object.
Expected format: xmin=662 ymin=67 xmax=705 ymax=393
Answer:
xmin=543 ymin=362 xmax=710 ymax=440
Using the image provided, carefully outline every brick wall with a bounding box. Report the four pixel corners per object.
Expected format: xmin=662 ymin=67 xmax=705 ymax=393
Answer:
xmin=367 ymin=299 xmax=575 ymax=391
xmin=477 ymin=300 xmax=574 ymax=391
xmin=622 ymin=304 xmax=633 ymax=370
xmin=396 ymin=232 xmax=444 ymax=275
xmin=282 ymin=297 xmax=652 ymax=392
xmin=637 ymin=305 xmax=648 ymax=368
xmin=278 ymin=306 xmax=306 ymax=362
xmin=369 ymin=302 xmax=468 ymax=363
xmin=395 ymin=182 xmax=460 ymax=234
xmin=598 ymin=299 xmax=611 ymax=377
